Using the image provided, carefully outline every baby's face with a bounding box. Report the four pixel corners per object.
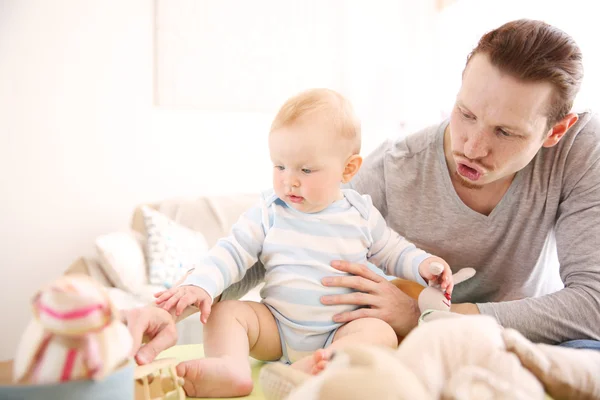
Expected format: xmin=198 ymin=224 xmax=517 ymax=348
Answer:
xmin=269 ymin=116 xmax=348 ymax=213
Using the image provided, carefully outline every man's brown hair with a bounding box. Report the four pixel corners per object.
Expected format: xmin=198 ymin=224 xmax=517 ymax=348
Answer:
xmin=467 ymin=19 xmax=583 ymax=127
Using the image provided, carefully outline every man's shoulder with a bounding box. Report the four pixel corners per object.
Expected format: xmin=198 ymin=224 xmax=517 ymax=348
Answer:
xmin=382 ymin=121 xmax=445 ymax=162
xmin=543 ymin=111 xmax=600 ymax=194
xmin=573 ymin=111 xmax=600 ymax=140
xmin=351 ymin=120 xmax=446 ymax=210
xmin=561 ymin=111 xmax=600 ymax=159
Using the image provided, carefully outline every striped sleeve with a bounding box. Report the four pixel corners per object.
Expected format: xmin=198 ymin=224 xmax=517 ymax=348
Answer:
xmin=366 ymin=203 xmax=429 ymax=286
xmin=219 ymin=260 xmax=266 ymax=301
xmin=180 ymin=200 xmax=269 ymax=299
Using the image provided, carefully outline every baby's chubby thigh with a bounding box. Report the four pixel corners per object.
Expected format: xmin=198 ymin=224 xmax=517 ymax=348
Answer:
xmin=204 ymin=299 xmax=283 ymax=361
xmin=173 ymin=300 xmax=285 ymax=398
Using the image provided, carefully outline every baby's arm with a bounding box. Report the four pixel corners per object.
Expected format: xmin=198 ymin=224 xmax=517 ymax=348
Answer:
xmin=155 ymin=284 xmax=213 ymax=322
xmin=366 ymin=203 xmax=453 ymax=293
xmin=156 ymin=201 xmax=269 ymax=316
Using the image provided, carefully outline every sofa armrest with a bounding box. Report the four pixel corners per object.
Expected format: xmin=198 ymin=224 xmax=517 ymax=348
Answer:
xmin=64 ymin=257 xmax=90 ymax=276
xmin=64 ymin=257 xmax=115 ymax=288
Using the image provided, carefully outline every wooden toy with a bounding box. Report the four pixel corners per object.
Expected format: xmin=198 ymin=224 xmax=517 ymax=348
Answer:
xmin=134 ymin=358 xmax=185 ymax=400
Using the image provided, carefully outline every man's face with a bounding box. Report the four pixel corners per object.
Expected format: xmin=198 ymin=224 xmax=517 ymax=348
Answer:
xmin=447 ymin=53 xmax=555 ymax=189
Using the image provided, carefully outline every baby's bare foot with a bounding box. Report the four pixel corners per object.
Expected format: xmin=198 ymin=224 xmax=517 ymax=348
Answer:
xmin=176 ymin=356 xmax=253 ymax=397
xmin=291 ymin=349 xmax=332 ymax=375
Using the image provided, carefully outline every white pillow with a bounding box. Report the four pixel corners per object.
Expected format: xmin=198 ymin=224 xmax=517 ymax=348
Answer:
xmin=141 ymin=206 xmax=210 ymax=288
xmin=96 ymin=230 xmax=147 ymax=294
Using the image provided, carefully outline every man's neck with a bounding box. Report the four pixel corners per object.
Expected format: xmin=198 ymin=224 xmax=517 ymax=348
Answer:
xmin=451 ymin=175 xmax=514 ymax=216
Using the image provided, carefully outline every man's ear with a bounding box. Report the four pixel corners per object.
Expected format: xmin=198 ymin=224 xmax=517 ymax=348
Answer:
xmin=341 ymin=154 xmax=363 ymax=183
xmin=543 ymin=113 xmax=578 ymax=148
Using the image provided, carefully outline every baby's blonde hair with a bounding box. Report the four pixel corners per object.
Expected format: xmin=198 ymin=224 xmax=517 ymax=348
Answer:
xmin=270 ymin=88 xmax=361 ymax=154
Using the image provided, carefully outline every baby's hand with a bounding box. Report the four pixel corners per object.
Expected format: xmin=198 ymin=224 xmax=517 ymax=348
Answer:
xmin=154 ymin=285 xmax=212 ymax=323
xmin=419 ymin=257 xmax=454 ymax=295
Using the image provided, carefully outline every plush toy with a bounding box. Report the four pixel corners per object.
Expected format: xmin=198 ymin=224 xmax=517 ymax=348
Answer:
xmin=396 ymin=265 xmax=474 ymax=304
xmin=260 ymin=314 xmax=600 ymax=400
xmin=13 ymin=274 xmax=133 ymax=384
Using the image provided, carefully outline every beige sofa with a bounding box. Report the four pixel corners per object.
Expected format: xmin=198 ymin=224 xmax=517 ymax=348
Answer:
xmin=64 ymin=193 xmax=262 ymax=345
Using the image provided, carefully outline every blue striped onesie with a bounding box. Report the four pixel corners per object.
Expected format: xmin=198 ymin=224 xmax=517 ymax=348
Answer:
xmin=181 ymin=188 xmax=431 ymax=363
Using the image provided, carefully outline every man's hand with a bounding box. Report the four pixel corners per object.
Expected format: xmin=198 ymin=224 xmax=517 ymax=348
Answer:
xmin=122 ymin=306 xmax=178 ymax=365
xmin=320 ymin=260 xmax=421 ymax=337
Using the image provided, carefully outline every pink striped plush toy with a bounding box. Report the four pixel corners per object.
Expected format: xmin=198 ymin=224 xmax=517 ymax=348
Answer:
xmin=13 ymin=274 xmax=132 ymax=384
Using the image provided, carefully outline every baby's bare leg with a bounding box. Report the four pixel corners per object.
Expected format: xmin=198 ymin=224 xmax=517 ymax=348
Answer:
xmin=176 ymin=300 xmax=282 ymax=397
xmin=293 ymin=318 xmax=397 ymax=375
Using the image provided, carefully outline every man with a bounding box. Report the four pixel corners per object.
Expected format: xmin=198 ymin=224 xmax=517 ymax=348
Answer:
xmin=325 ymin=18 xmax=600 ymax=348
xmin=127 ymin=19 xmax=600 ymax=364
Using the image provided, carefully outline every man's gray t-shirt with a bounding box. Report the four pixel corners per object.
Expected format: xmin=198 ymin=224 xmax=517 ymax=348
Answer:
xmin=223 ymin=112 xmax=600 ymax=344
xmin=348 ymin=112 xmax=600 ymax=344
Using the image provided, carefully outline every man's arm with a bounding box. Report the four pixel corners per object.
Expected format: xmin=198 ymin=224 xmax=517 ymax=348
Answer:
xmin=451 ymin=303 xmax=480 ymax=315
xmin=477 ymin=118 xmax=600 ymax=344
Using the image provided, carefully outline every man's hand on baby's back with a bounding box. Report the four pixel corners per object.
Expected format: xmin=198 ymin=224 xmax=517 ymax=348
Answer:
xmin=321 ymin=260 xmax=420 ymax=337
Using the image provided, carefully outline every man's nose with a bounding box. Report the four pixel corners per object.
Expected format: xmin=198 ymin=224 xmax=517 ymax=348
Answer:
xmin=464 ymin=129 xmax=489 ymax=160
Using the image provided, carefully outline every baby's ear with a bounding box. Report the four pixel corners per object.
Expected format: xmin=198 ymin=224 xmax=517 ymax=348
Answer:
xmin=341 ymin=155 xmax=363 ymax=183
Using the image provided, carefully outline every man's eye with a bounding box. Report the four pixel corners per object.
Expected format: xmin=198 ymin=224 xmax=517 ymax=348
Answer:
xmin=497 ymin=128 xmax=510 ymax=137
xmin=301 ymin=168 xmax=312 ymax=174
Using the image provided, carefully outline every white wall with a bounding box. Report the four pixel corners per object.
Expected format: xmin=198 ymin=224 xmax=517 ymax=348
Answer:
xmin=153 ymin=0 xmax=442 ymax=135
xmin=0 ymin=0 xmax=276 ymax=360
xmin=7 ymin=0 xmax=595 ymax=361
xmin=1 ymin=0 xmax=431 ymax=361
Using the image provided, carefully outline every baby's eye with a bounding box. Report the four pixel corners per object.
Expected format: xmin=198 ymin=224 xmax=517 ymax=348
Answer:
xmin=275 ymin=165 xmax=285 ymax=171
xmin=301 ymin=168 xmax=312 ymax=174
xmin=459 ymin=108 xmax=475 ymax=120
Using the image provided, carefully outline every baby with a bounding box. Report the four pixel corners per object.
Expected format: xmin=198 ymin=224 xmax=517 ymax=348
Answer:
xmin=155 ymin=88 xmax=454 ymax=397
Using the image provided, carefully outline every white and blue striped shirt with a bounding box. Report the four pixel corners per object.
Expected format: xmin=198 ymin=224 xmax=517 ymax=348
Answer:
xmin=182 ymin=188 xmax=430 ymax=336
